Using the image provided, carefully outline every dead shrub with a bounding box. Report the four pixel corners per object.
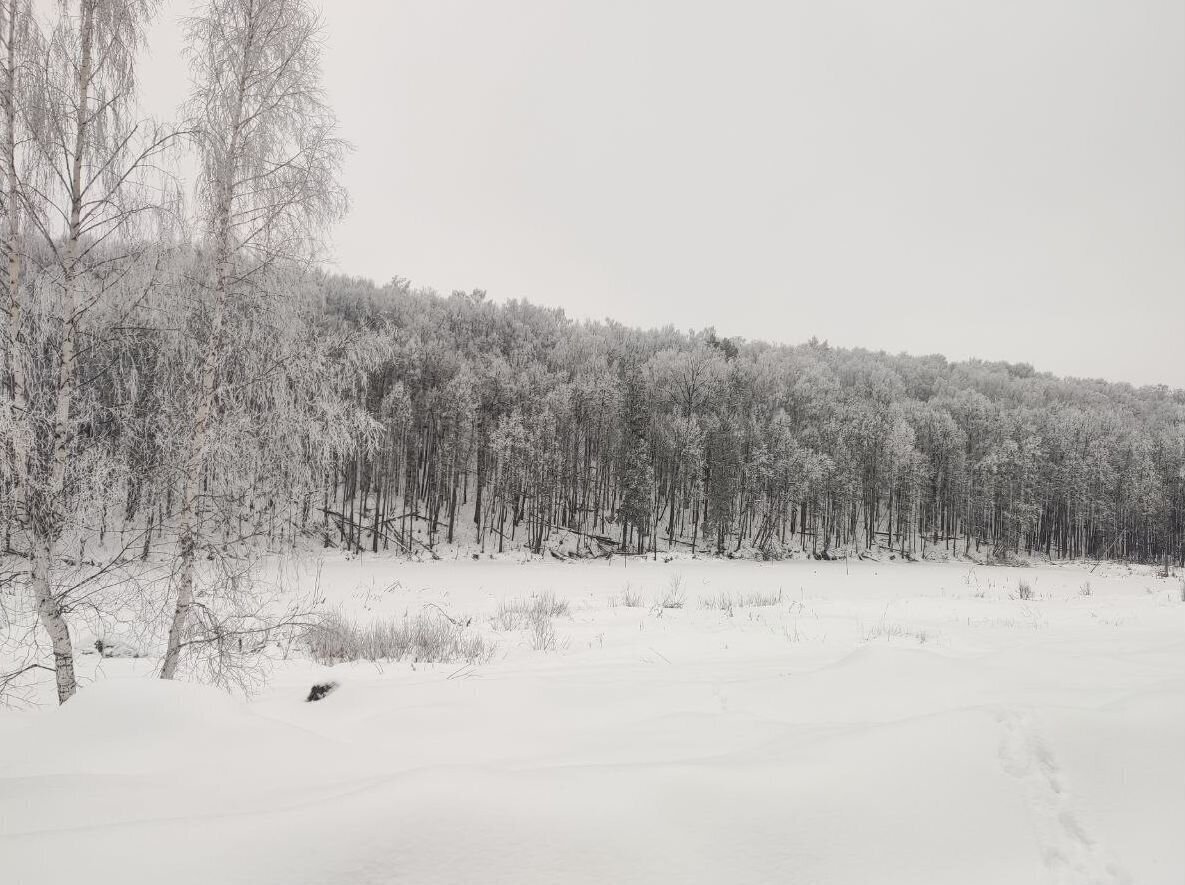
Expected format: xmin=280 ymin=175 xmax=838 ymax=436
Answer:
xmin=304 ymin=610 xmax=492 ymax=665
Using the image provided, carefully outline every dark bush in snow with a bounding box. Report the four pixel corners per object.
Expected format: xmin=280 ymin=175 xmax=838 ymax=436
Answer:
xmin=306 ymin=681 xmax=339 ymax=702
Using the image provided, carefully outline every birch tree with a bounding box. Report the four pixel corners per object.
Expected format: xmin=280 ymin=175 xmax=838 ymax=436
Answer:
xmin=0 ymin=0 xmax=37 ymax=536
xmin=161 ymin=0 xmax=346 ymax=679
xmin=15 ymin=0 xmax=170 ymax=703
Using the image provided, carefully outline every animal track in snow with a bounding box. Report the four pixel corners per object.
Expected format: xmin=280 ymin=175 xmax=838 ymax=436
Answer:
xmin=996 ymin=708 xmax=1128 ymax=885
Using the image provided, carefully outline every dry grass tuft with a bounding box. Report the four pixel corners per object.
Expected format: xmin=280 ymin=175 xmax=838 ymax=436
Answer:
xmin=610 ymin=584 xmax=644 ymax=608
xmin=700 ymin=588 xmax=783 ymax=612
xmin=304 ymin=610 xmax=493 ymax=665
xmin=655 ymin=574 xmax=686 ymax=609
xmin=491 ymin=591 xmax=570 ymax=630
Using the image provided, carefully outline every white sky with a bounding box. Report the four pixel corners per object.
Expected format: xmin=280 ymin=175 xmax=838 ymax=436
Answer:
xmin=138 ymin=1 xmax=1185 ymax=387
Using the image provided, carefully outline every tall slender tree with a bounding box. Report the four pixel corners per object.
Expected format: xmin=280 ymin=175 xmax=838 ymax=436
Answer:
xmin=161 ymin=0 xmax=347 ymax=679
xmin=0 ymin=0 xmax=37 ymax=530
xmin=16 ymin=0 xmax=169 ymax=703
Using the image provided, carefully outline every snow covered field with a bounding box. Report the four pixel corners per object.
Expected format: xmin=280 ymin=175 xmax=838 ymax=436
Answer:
xmin=2 ymin=556 xmax=1183 ymax=884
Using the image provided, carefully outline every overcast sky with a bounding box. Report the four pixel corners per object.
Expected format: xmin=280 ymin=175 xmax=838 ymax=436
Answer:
xmin=139 ymin=1 xmax=1184 ymax=387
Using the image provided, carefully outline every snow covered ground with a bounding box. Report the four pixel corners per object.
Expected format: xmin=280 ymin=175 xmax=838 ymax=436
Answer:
xmin=2 ymin=556 xmax=1183 ymax=884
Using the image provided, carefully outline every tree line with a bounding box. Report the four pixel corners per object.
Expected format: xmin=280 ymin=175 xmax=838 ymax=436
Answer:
xmin=317 ymin=279 xmax=1184 ymax=570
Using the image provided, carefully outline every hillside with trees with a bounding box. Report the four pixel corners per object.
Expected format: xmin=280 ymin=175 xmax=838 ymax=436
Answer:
xmin=1 ymin=0 xmax=1181 ymax=702
xmin=313 ymin=276 xmax=1185 ymax=567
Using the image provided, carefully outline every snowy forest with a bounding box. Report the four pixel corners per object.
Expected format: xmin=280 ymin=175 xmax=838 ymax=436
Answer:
xmin=0 ymin=0 xmax=1183 ymax=705
xmin=2 ymin=2 xmax=1183 ymax=882
xmin=313 ymin=277 xmax=1185 ymax=565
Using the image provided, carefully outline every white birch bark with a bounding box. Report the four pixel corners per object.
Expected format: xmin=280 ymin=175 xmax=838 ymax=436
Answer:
xmin=16 ymin=0 xmax=166 ymax=701
xmin=25 ymin=0 xmax=96 ymax=705
xmin=161 ymin=0 xmax=345 ymax=679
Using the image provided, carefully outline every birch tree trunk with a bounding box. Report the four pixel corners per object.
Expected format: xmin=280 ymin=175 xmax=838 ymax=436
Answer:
xmin=13 ymin=0 xmax=167 ymax=701
xmin=160 ymin=0 xmax=345 ymax=678
xmin=0 ymin=0 xmax=32 ymax=493
xmin=160 ymin=246 xmax=234 ymax=678
xmin=1 ymin=1 xmax=24 ymax=412
xmin=25 ymin=0 xmax=97 ymax=703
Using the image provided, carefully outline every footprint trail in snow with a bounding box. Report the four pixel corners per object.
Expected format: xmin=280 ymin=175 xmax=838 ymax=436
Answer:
xmin=996 ymin=708 xmax=1128 ymax=885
